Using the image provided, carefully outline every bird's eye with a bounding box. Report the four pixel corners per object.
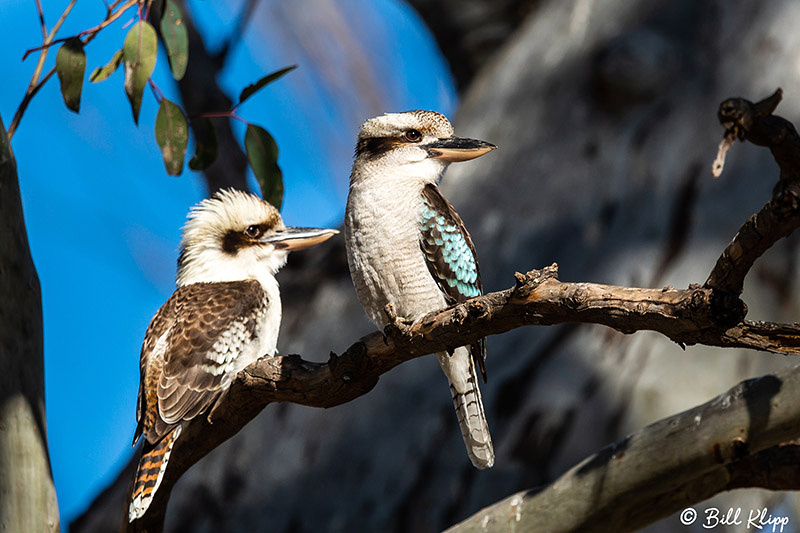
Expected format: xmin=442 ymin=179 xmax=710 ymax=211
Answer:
xmin=404 ymin=129 xmax=422 ymax=142
xmin=244 ymin=225 xmax=262 ymax=239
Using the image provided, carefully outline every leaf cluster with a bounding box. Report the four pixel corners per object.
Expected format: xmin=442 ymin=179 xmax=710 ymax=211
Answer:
xmin=50 ymin=0 xmax=290 ymax=209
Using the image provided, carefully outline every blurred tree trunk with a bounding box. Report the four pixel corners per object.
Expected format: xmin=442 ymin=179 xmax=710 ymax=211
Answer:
xmin=0 ymin=115 xmax=60 ymax=531
xmin=74 ymin=1 xmax=800 ymax=532
xmin=405 ymin=0 xmax=541 ymax=89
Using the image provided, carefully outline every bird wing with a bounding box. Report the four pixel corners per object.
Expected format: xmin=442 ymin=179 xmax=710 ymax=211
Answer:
xmin=419 ymin=184 xmax=487 ymax=380
xmin=135 ymin=280 xmax=267 ymax=443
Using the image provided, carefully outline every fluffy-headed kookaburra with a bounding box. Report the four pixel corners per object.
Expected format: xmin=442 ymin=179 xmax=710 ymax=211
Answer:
xmin=344 ymin=110 xmax=497 ymax=468
xmin=129 ymin=189 xmax=337 ymax=521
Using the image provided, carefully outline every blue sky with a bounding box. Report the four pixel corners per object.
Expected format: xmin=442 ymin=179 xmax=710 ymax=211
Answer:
xmin=0 ymin=0 xmax=455 ymax=525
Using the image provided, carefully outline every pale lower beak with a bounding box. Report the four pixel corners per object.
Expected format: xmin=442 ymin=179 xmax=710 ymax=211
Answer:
xmin=426 ymin=137 xmax=496 ymax=162
xmin=262 ymin=227 xmax=339 ymax=251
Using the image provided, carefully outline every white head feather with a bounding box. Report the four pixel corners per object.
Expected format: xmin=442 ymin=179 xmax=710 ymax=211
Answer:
xmin=176 ymin=189 xmax=287 ymax=287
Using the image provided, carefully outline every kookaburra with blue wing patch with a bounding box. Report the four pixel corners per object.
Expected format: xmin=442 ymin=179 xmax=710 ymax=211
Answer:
xmin=344 ymin=110 xmax=497 ymax=468
xmin=129 ymin=189 xmax=337 ymax=521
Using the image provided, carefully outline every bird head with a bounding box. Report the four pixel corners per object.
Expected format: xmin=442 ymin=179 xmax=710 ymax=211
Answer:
xmin=176 ymin=189 xmax=338 ymax=286
xmin=353 ymin=110 xmax=496 ymax=182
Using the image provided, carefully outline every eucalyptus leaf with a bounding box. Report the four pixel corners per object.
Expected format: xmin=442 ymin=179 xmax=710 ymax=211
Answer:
xmin=55 ymin=38 xmax=86 ymax=113
xmin=236 ymin=65 xmax=296 ymax=109
xmin=160 ymin=0 xmax=189 ymax=80
xmin=89 ymin=49 xmax=123 ymax=82
xmin=123 ymin=21 xmax=158 ymax=124
xmin=244 ymin=124 xmax=283 ymax=210
xmin=155 ymin=99 xmax=189 ymax=175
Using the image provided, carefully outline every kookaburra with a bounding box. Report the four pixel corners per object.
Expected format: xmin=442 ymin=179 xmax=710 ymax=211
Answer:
xmin=129 ymin=189 xmax=337 ymax=521
xmin=344 ymin=110 xmax=497 ymax=468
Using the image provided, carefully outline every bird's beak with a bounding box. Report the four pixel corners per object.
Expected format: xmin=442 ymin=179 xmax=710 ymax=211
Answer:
xmin=426 ymin=137 xmax=496 ymax=162
xmin=262 ymin=227 xmax=339 ymax=251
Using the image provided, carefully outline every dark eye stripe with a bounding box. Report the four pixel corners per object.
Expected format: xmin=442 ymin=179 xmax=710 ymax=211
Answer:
xmin=355 ymin=137 xmax=401 ymax=159
xmin=222 ymin=223 xmax=269 ymax=254
xmin=354 ymin=131 xmax=426 ymax=159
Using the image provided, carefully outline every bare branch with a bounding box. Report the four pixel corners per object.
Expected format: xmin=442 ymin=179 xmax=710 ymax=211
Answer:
xmin=446 ymin=367 xmax=800 ymax=533
xmin=706 ymin=89 xmax=800 ymax=297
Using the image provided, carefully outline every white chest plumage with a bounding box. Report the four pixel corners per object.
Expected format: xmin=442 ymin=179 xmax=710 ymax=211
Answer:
xmin=344 ymin=171 xmax=446 ymax=327
xmin=250 ymin=274 xmax=281 ymax=361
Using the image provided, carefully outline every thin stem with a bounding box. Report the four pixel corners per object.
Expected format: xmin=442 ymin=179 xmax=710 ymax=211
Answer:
xmin=22 ymin=0 xmax=137 ymax=60
xmin=195 ymin=111 xmax=249 ymax=125
xmin=46 ymin=0 xmax=78 ymax=43
xmin=9 ymin=0 xmax=138 ymax=140
xmin=148 ymin=78 xmax=164 ymax=104
xmin=34 ymin=0 xmax=47 ymax=40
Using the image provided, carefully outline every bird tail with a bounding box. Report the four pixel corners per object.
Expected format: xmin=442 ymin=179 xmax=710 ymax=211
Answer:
xmin=438 ymin=347 xmax=494 ymax=469
xmin=128 ymin=425 xmax=182 ymax=522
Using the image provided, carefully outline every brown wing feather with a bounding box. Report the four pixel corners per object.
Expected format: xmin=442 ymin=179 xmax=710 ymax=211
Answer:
xmin=135 ymin=280 xmax=267 ymax=444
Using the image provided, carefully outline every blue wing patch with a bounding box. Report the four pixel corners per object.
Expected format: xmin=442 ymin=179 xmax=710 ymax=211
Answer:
xmin=419 ymin=184 xmax=487 ymax=381
xmin=420 ymin=204 xmax=481 ymax=300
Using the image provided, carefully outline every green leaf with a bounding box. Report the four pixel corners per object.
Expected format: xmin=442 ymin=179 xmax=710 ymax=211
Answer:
xmin=55 ymin=38 xmax=86 ymax=113
xmin=155 ymin=98 xmax=188 ymax=175
xmin=89 ymin=49 xmax=123 ymax=82
xmin=188 ymin=118 xmax=218 ymax=171
xmin=160 ymin=0 xmax=188 ymax=80
xmin=123 ymin=21 xmax=158 ymax=124
xmin=244 ymin=124 xmax=283 ymax=210
xmin=236 ymin=65 xmax=297 ymax=109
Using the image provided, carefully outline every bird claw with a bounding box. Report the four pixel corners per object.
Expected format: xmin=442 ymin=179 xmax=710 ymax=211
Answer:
xmin=383 ymin=303 xmax=413 ymax=327
xmin=383 ymin=303 xmax=415 ymax=341
xmin=383 ymin=303 xmax=399 ymax=325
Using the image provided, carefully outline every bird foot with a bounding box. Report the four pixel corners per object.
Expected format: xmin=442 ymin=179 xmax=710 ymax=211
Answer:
xmin=383 ymin=303 xmax=399 ymax=325
xmin=383 ymin=303 xmax=413 ymax=326
xmin=382 ymin=303 xmax=413 ymax=339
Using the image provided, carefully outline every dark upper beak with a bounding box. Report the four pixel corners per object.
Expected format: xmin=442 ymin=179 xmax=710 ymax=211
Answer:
xmin=261 ymin=227 xmax=339 ymax=251
xmin=426 ymin=136 xmax=497 ymax=162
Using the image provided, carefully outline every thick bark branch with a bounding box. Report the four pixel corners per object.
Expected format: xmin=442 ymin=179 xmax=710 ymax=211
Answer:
xmin=128 ymin=264 xmax=800 ymax=531
xmin=446 ymin=364 xmax=800 ymax=533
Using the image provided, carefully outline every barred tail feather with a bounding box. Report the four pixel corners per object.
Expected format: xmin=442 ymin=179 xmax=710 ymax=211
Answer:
xmin=129 ymin=425 xmax=182 ymax=522
xmin=437 ymin=348 xmax=494 ymax=469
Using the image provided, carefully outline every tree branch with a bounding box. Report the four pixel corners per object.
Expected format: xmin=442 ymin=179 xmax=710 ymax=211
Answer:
xmin=706 ymin=89 xmax=800 ymax=297
xmin=445 ymin=366 xmax=800 ymax=533
xmin=128 ymin=264 xmax=800 ymax=531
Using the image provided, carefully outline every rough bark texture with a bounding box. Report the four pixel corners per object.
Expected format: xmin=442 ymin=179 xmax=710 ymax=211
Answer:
xmin=75 ymin=1 xmax=800 ymax=532
xmin=0 ymin=114 xmax=60 ymax=531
